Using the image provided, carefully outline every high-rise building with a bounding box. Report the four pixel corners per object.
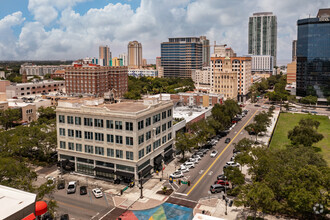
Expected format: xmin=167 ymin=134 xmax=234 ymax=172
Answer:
xmin=161 ymin=37 xmax=203 ymax=78
xmin=248 ymin=12 xmax=277 ymax=67
xmin=119 ymin=53 xmax=128 ymax=66
xmin=296 ymin=9 xmax=330 ymax=97
xmin=292 ymin=40 xmax=297 ymax=62
xmin=110 ymin=57 xmax=123 ymax=67
xmin=251 ymin=55 xmax=274 ymax=75
xmin=128 ymin=41 xmax=142 ymax=69
xmin=287 ymin=61 xmax=297 ymax=84
xmin=65 ymin=64 xmax=128 ymax=98
xmin=99 ymin=46 xmax=111 ymax=66
xmin=200 ymin=36 xmax=210 ymax=67
xmin=56 ymin=97 xmax=174 ymax=180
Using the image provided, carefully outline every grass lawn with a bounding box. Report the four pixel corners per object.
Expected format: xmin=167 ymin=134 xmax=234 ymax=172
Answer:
xmin=270 ymin=113 xmax=330 ymax=165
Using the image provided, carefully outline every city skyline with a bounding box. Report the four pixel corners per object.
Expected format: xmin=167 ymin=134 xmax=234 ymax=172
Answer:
xmin=0 ymin=0 xmax=329 ymax=65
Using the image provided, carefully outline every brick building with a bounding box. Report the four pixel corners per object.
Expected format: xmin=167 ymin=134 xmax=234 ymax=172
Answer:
xmin=65 ymin=64 xmax=128 ymax=98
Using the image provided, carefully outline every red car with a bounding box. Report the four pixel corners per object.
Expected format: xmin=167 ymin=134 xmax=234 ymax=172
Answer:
xmin=214 ymin=179 xmax=229 ymax=186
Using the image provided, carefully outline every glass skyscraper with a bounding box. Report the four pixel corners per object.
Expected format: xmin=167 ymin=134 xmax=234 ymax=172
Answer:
xmin=248 ymin=12 xmax=277 ymax=67
xmin=161 ymin=37 xmax=203 ymax=78
xmin=296 ymin=9 xmax=330 ymax=97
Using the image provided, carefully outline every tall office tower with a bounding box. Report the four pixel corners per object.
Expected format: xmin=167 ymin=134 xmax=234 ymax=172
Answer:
xmin=248 ymin=12 xmax=277 ymax=67
xmin=119 ymin=53 xmax=128 ymax=66
xmin=200 ymin=36 xmax=210 ymax=67
xmin=161 ymin=37 xmax=203 ymax=78
xmin=292 ymin=40 xmax=297 ymax=62
xmin=296 ymin=9 xmax=330 ymax=97
xmin=99 ymin=45 xmax=111 ymax=66
xmin=128 ymin=41 xmax=142 ymax=69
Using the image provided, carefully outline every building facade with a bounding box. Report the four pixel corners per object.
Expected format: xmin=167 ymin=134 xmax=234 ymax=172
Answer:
xmin=19 ymin=64 xmax=67 ymax=76
xmin=170 ymin=92 xmax=223 ymax=107
xmin=119 ymin=53 xmax=128 ymax=66
xmin=248 ymin=12 xmax=277 ymax=67
xmin=128 ymin=69 xmax=158 ymax=78
xmin=65 ymin=64 xmax=128 ymax=98
xmin=292 ymin=40 xmax=297 ymax=62
xmin=99 ymin=45 xmax=111 ymax=66
xmin=56 ymin=97 xmax=174 ymax=180
xmin=251 ymin=55 xmax=274 ymax=74
xmin=296 ymin=9 xmax=330 ymax=96
xmin=110 ymin=57 xmax=123 ymax=67
xmin=287 ymin=61 xmax=297 ymax=84
xmin=161 ymin=37 xmax=203 ymax=78
xmin=128 ymin=41 xmax=142 ymax=69
xmin=192 ymin=67 xmax=213 ymax=87
xmin=200 ymin=36 xmax=210 ymax=67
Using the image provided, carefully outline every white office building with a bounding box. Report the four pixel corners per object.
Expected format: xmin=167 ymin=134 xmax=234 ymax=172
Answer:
xmin=251 ymin=55 xmax=274 ymax=74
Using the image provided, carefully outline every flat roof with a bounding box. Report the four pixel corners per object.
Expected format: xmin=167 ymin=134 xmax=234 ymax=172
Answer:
xmin=173 ymin=106 xmax=212 ymax=124
xmin=0 ymin=185 xmax=36 ymax=219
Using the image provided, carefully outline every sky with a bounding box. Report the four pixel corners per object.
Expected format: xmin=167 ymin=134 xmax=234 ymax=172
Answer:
xmin=0 ymin=0 xmax=329 ymax=65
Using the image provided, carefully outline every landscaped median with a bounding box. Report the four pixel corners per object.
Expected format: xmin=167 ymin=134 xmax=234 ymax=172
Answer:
xmin=270 ymin=112 xmax=330 ymax=165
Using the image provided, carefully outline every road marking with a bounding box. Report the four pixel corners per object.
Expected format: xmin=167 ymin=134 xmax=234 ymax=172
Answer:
xmin=100 ymin=207 xmax=116 ymax=220
xmin=187 ymin=110 xmax=258 ymax=196
xmin=208 ymin=171 xmax=213 ymax=176
xmin=199 ymin=170 xmax=204 ymax=174
xmin=174 ymin=192 xmax=188 ymax=196
xmin=170 ymin=195 xmax=197 ymax=203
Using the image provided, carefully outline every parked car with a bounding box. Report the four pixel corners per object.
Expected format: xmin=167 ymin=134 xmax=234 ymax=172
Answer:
xmin=230 ymin=155 xmax=235 ymax=161
xmin=301 ymin=109 xmax=309 ymax=113
xmin=210 ymin=184 xmax=226 ymax=193
xmin=67 ymin=181 xmax=76 ymax=194
xmin=189 ymin=158 xmax=199 ymax=164
xmin=254 ymin=104 xmax=261 ymax=107
xmin=195 ymin=152 xmax=204 ymax=157
xmin=210 ymin=150 xmax=218 ymax=158
xmin=214 ymin=179 xmax=230 ymax=186
xmin=80 ymin=186 xmax=87 ymax=195
xmin=92 ymin=188 xmax=103 ymax=198
xmin=223 ymin=161 xmax=240 ymax=169
xmin=178 ymin=166 xmax=190 ymax=173
xmin=170 ymin=171 xmax=184 ymax=179
xmin=233 ymin=148 xmax=240 ymax=154
xmin=310 ymin=111 xmax=318 ymax=114
xmin=217 ymin=174 xmax=227 ymax=180
xmin=225 ymin=138 xmax=231 ymax=144
xmin=60 ymin=214 xmax=69 ymax=220
xmin=191 ymin=154 xmax=201 ymax=160
xmin=57 ymin=179 xmax=65 ymax=190
xmin=184 ymin=162 xmax=195 ymax=169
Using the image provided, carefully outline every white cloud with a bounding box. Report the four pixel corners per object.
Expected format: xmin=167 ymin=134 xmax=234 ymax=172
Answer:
xmin=0 ymin=0 xmax=329 ymax=63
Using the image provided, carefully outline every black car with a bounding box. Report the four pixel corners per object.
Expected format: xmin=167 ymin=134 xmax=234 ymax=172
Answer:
xmin=254 ymin=104 xmax=260 ymax=107
xmin=225 ymin=138 xmax=231 ymax=144
xmin=80 ymin=186 xmax=87 ymax=195
xmin=60 ymin=214 xmax=69 ymax=220
xmin=57 ymin=179 xmax=65 ymax=190
xmin=217 ymin=174 xmax=227 ymax=180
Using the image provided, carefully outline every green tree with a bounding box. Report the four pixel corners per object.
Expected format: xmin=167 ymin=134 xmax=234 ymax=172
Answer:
xmin=0 ymin=108 xmax=21 ymax=130
xmin=175 ymin=132 xmax=195 ymax=159
xmin=189 ymin=119 xmax=215 ymax=148
xmin=300 ymin=95 xmax=318 ymax=105
xmin=245 ymin=123 xmax=266 ymax=143
xmin=254 ymin=111 xmax=271 ymax=127
xmin=223 ymin=166 xmax=245 ymax=187
xmin=288 ymin=119 xmax=323 ymax=147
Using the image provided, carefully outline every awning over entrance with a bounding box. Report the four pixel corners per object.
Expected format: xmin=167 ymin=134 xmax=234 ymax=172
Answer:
xmin=154 ymin=154 xmax=164 ymax=165
xmin=115 ymin=170 xmax=134 ymax=178
xmin=141 ymin=165 xmax=153 ymax=177
xmin=164 ymin=149 xmax=173 ymax=157
xmin=94 ymin=167 xmax=114 ymax=173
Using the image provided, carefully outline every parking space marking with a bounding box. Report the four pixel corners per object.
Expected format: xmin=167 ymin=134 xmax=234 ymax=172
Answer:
xmin=208 ymin=171 xmax=213 ymax=176
xmin=199 ymin=170 xmax=204 ymax=174
xmin=187 ymin=110 xmax=258 ymax=196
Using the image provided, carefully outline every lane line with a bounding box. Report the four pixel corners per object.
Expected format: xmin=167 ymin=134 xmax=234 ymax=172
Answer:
xmin=187 ymin=109 xmax=258 ymax=196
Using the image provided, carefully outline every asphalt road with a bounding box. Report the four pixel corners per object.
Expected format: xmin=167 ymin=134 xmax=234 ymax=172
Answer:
xmin=171 ymin=104 xmax=260 ymax=202
xmin=49 ymin=186 xmax=113 ymax=220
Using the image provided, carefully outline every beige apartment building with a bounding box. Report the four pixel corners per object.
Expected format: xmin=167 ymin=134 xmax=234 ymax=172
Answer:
xmin=56 ymin=97 xmax=174 ymax=181
xmin=99 ymin=45 xmax=111 ymax=66
xmin=287 ymin=61 xmax=297 ymax=84
xmin=128 ymin=41 xmax=142 ymax=69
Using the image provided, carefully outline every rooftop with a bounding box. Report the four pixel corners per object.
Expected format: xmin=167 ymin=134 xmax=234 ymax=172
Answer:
xmin=0 ymin=185 xmax=36 ymax=220
xmin=252 ymin=12 xmax=274 ymax=16
xmin=317 ymin=8 xmax=330 ymax=18
xmin=173 ymin=106 xmax=212 ymax=124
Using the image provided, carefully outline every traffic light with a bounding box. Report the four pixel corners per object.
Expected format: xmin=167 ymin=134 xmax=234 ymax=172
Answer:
xmin=178 ymin=180 xmax=181 ymax=185
xmin=120 ymin=190 xmax=123 ymax=195
xmin=222 ymin=195 xmax=226 ymax=200
xmin=187 ymin=181 xmax=190 ymax=186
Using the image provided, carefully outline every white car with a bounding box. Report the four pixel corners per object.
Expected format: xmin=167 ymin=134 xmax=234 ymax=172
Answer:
xmin=189 ymin=158 xmax=199 ymax=164
xmin=184 ymin=162 xmax=195 ymax=169
xmin=177 ymin=165 xmax=190 ymax=173
xmin=170 ymin=171 xmax=184 ymax=179
xmin=92 ymin=188 xmax=103 ymax=198
xmin=210 ymin=150 xmax=218 ymax=157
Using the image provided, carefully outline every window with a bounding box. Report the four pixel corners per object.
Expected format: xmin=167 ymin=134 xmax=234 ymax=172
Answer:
xmin=75 ymin=117 xmax=81 ymax=125
xmin=75 ymin=130 xmax=82 ymax=138
xmin=153 ymin=114 xmax=160 ymax=123
xmin=95 ymin=133 xmax=104 ymax=141
xmin=59 ymin=128 xmax=65 ymax=136
xmin=106 ymin=120 xmax=113 ymax=129
xmin=126 ymin=137 xmax=133 ymax=146
xmin=107 ymin=148 xmax=114 ymax=157
xmin=168 ymin=132 xmax=172 ymax=140
xmin=59 ymin=115 xmax=65 ymax=123
xmin=146 ymin=145 xmax=151 ymax=154
xmin=76 ymin=143 xmax=82 ymax=152
xmin=116 ymin=149 xmax=123 ymax=158
xmin=146 ymin=131 xmax=151 ymax=141
xmin=162 ymin=136 xmax=167 ymax=144
xmin=84 ymin=131 xmax=93 ymax=140
xmin=85 ymin=145 xmax=93 ymax=154
xmin=138 ymin=134 xmax=144 ymax=145
xmin=67 ymin=116 xmax=74 ymax=124
xmin=162 ymin=123 xmax=166 ymax=132
xmin=95 ymin=146 xmax=104 ymax=155
xmin=60 ymin=141 xmax=66 ymax=149
xmin=84 ymin=118 xmax=93 ymax=126
xmin=126 ymin=151 xmax=134 ymax=160
xmin=115 ymin=135 xmax=123 ymax=144
xmin=168 ymin=121 xmax=172 ymax=129
xmin=138 ymin=149 xmax=145 ymax=159
xmin=126 ymin=122 xmax=133 ymax=131
xmin=153 ymin=139 xmax=161 ymax=150
xmin=107 ymin=134 xmax=114 ymax=143
xmin=146 ymin=117 xmax=151 ymax=127
xmin=167 ymin=109 xmax=172 ymax=117
xmin=94 ymin=119 xmax=104 ymax=128
xmin=115 ymin=121 xmax=122 ymax=130
xmin=68 ymin=142 xmax=74 ymax=150
xmin=155 ymin=126 xmax=161 ymax=135
xmin=138 ymin=120 xmax=144 ymax=130
xmin=162 ymin=111 xmax=166 ymax=119
xmin=68 ymin=129 xmax=74 ymax=137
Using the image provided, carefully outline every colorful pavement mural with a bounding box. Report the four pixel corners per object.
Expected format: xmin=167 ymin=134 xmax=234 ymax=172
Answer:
xmin=117 ymin=203 xmax=193 ymax=220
